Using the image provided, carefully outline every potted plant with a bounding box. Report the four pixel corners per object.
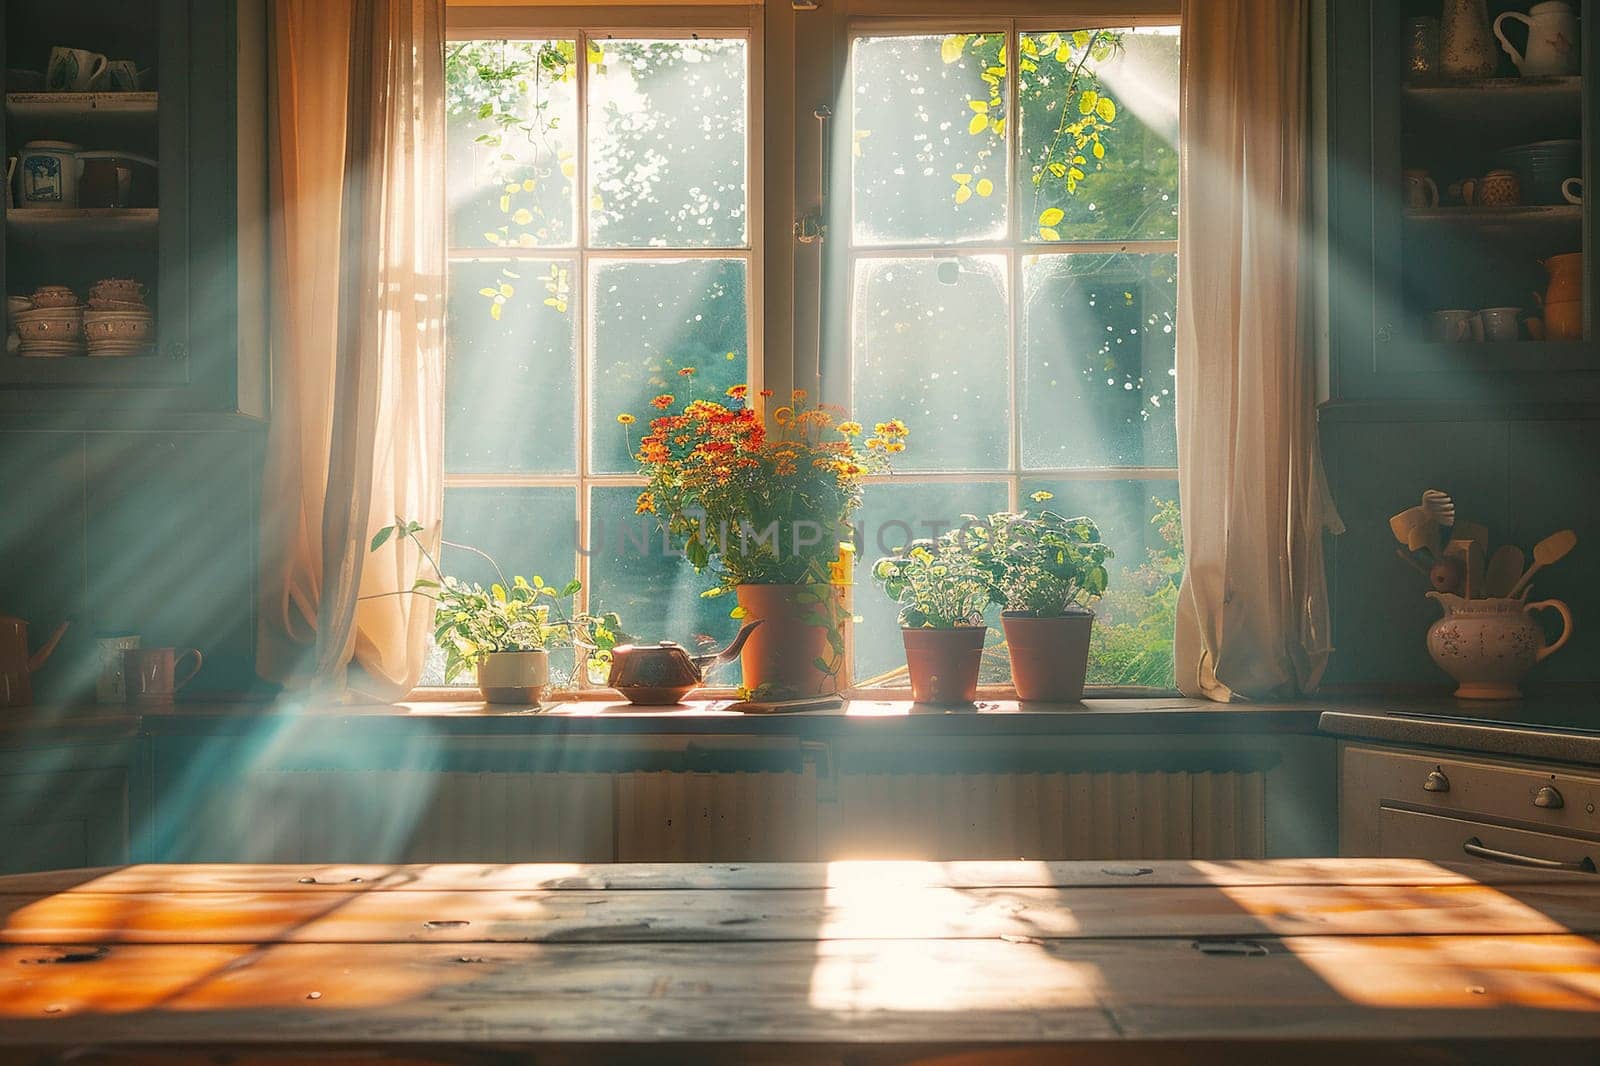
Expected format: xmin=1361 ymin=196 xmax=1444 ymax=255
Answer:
xmin=368 ymin=519 xmax=624 ymax=703
xmin=871 ymin=532 xmax=992 ymax=705
xmin=965 ymin=503 xmax=1112 ymax=702
xmin=621 ymin=385 xmax=906 ymax=700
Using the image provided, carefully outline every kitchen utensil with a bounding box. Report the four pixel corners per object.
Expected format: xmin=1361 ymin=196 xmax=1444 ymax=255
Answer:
xmin=95 ymin=634 xmax=140 ymax=703
xmin=1441 ymin=0 xmax=1498 ymax=78
xmin=1478 ymin=306 xmax=1522 ymax=341
xmin=0 ymin=614 xmax=69 ymax=708
xmin=1484 ymin=544 xmax=1526 ymax=598
xmin=1508 ymin=528 xmax=1577 ymax=598
xmin=1426 ymin=592 xmax=1572 ymax=699
xmin=1461 ymin=169 xmax=1521 ymax=206
xmin=45 ymin=46 xmax=108 ymax=91
xmin=16 ymin=141 xmax=83 ymax=209
xmin=1499 ymin=140 xmax=1581 ymax=203
xmin=606 ymin=621 xmax=762 ymax=705
xmin=1444 ymin=537 xmax=1484 ymax=599
xmin=1403 ymin=169 xmax=1440 ymax=209
xmin=1431 ymin=308 xmax=1482 ymax=342
xmin=1421 ymin=489 xmax=1456 ymax=528
xmin=123 ymin=647 xmax=203 ymax=703
xmin=1405 ymin=16 xmax=1442 ymax=78
xmin=1563 ymin=177 xmax=1583 ymax=204
xmin=1390 ymin=506 xmax=1440 ymax=555
xmin=1494 ymin=1 xmax=1580 ymax=76
xmin=77 ymin=152 xmax=157 ymax=209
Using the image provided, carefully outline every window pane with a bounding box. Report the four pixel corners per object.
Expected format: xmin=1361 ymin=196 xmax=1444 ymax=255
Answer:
xmin=1019 ymin=28 xmax=1179 ymax=242
xmin=588 ymin=38 xmax=749 ymax=248
xmin=589 ymin=258 xmax=749 ymax=474
xmin=446 ymin=259 xmax=578 ymax=474
xmin=852 ymin=255 xmax=1010 ymax=472
xmin=1020 ymin=479 xmax=1181 ymax=688
xmin=852 ymin=480 xmax=1010 ymax=686
xmin=426 ymin=487 xmax=581 ymax=686
xmin=588 ymin=486 xmax=740 ymax=654
xmin=446 ymin=39 xmax=578 ymax=249
xmin=1021 ymin=252 xmax=1176 ymax=469
xmin=852 ymin=33 xmax=1009 ymax=245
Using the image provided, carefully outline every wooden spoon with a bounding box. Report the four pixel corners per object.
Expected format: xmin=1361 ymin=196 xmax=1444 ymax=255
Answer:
xmin=1508 ymin=529 xmax=1578 ymax=599
xmin=1484 ymin=545 xmax=1525 ymax=599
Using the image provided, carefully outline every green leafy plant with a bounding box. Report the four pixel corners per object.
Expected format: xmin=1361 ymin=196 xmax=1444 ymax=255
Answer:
xmin=368 ymin=518 xmax=624 ymax=684
xmin=871 ymin=533 xmax=992 ymax=629
xmin=963 ymin=506 xmax=1113 ymax=617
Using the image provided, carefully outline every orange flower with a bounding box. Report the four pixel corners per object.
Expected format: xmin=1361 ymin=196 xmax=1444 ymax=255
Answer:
xmin=726 ymin=384 xmax=748 ymax=400
xmin=792 ymin=388 xmax=808 ymax=401
xmin=678 ymin=366 xmax=697 ymax=377
xmin=759 ymin=389 xmax=775 ymax=398
xmin=635 ymin=491 xmax=656 ymax=514
xmin=651 ymin=394 xmax=675 ymax=409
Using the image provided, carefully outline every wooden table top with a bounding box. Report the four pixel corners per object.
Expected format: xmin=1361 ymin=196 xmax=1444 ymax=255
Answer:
xmin=2 ymin=859 xmax=1599 ymax=1064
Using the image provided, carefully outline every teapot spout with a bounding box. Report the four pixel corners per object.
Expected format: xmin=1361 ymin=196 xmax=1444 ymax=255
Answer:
xmin=29 ymin=620 xmax=69 ymax=673
xmin=690 ymin=619 xmax=763 ymax=675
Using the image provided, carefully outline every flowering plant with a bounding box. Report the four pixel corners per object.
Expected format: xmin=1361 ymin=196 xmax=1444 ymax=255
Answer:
xmin=871 ymin=530 xmax=993 ymax=629
xmin=620 ymin=383 xmax=908 ymax=588
xmin=963 ymin=499 xmax=1113 ymax=617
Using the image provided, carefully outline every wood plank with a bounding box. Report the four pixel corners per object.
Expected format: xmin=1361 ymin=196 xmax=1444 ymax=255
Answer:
xmin=6 ymin=858 xmax=1596 ymax=896
xmin=1 ymin=936 xmax=1598 ymax=1056
xmin=1 ymin=881 xmax=1597 ymax=945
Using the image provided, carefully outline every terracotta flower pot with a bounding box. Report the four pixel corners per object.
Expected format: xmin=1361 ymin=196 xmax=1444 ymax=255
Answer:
xmin=1002 ymin=610 xmax=1093 ymax=703
xmin=735 ymin=583 xmax=845 ymax=698
xmin=901 ymin=626 xmax=987 ymax=705
xmin=476 ymin=649 xmax=550 ymax=705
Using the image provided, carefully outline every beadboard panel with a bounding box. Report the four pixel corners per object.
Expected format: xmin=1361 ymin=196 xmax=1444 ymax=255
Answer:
xmin=615 ymin=770 xmax=819 ymax=861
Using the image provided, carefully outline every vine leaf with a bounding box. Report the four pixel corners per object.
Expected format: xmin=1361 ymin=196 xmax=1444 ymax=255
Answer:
xmin=940 ymin=34 xmax=969 ymax=64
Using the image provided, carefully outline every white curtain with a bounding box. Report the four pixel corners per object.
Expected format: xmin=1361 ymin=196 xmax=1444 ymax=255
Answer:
xmin=1173 ymin=0 xmax=1343 ymax=701
xmin=257 ymin=0 xmax=446 ymax=701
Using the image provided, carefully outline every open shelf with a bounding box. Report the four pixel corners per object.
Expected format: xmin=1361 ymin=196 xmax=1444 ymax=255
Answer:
xmin=0 ymin=352 xmax=179 ymax=388
xmin=1403 ymin=77 xmax=1582 ymax=141
xmin=5 ymin=91 xmax=157 ymax=119
xmin=6 ymin=208 xmax=158 ymax=239
xmin=1404 ymin=205 xmax=1582 ymax=225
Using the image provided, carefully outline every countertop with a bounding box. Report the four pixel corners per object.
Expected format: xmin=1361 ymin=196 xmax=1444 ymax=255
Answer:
xmin=4 ymin=859 xmax=1599 ymax=1060
xmin=1320 ymin=699 xmax=1600 ymax=767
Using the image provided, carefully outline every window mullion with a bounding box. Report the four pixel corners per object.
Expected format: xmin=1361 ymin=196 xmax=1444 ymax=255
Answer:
xmin=575 ymin=29 xmax=593 ymax=620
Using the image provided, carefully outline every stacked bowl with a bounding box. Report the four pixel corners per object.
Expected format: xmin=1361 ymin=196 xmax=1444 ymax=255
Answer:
xmin=85 ymin=279 xmax=153 ymax=357
xmin=1497 ymin=140 xmax=1582 ymax=205
xmin=13 ymin=286 xmax=84 ymax=357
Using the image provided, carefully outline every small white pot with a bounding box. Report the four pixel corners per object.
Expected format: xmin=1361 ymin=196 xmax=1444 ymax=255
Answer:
xmin=476 ymin=649 xmax=550 ymax=705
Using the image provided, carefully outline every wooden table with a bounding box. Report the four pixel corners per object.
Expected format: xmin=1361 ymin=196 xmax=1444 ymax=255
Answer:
xmin=2 ymin=859 xmax=1599 ymax=1064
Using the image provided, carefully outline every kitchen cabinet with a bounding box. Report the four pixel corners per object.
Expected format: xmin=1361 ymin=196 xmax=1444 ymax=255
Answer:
xmin=1323 ymin=0 xmax=1600 ymax=405
xmin=0 ymin=764 xmax=128 ymax=873
xmin=1340 ymin=742 xmax=1600 ymax=871
xmin=0 ymin=0 xmax=267 ymax=420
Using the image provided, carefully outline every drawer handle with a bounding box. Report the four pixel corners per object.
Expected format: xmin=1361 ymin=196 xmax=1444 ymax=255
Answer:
xmin=1423 ymin=769 xmax=1451 ymax=793
xmin=1533 ymin=785 xmax=1565 ymax=810
xmin=1462 ymin=837 xmax=1595 ymax=873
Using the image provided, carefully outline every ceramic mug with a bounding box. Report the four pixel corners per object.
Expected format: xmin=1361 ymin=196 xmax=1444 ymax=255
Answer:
xmin=3 ymin=156 xmax=14 ymax=209
xmin=1563 ymin=177 xmax=1583 ymax=205
xmin=93 ymin=60 xmax=143 ymax=92
xmin=1403 ymin=168 xmax=1440 ymax=209
xmin=1432 ymin=309 xmax=1482 ymax=343
xmin=123 ymin=646 xmax=202 ymax=703
xmin=95 ymin=634 xmax=140 ymax=704
xmin=1462 ymin=169 xmax=1521 ymax=207
xmin=45 ymin=47 xmax=108 ymax=92
xmin=1478 ymin=306 xmax=1522 ymax=342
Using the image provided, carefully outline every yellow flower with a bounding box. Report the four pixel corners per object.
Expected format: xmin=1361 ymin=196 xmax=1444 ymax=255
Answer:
xmin=634 ymin=492 xmax=656 ymax=514
xmin=616 ymin=413 xmax=636 ymax=426
xmin=1030 ymin=490 xmax=1054 ymax=502
xmin=866 ymin=437 xmax=884 ymax=450
xmin=885 ymin=441 xmax=906 ymax=453
xmin=773 ymin=406 xmax=794 ymax=426
xmin=838 ymin=421 xmax=862 ymax=436
xmin=874 ymin=418 xmax=909 ymax=440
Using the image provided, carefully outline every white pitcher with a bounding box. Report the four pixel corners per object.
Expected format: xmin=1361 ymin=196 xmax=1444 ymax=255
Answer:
xmin=1495 ymin=1 xmax=1580 ymax=77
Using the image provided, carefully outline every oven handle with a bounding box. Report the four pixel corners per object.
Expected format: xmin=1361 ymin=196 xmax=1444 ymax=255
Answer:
xmin=1462 ymin=837 xmax=1596 ymax=873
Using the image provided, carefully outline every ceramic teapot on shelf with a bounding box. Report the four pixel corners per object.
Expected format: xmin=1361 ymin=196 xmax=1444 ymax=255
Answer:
xmin=0 ymin=614 xmax=70 ymax=708
xmin=1494 ymin=1 xmax=1580 ymax=77
xmin=1425 ymin=593 xmax=1571 ymax=699
xmin=607 ymin=621 xmax=763 ymax=705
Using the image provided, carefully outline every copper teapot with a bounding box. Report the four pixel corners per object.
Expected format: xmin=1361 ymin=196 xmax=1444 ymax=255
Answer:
xmin=607 ymin=621 xmax=762 ymax=705
xmin=1 ymin=614 xmax=69 ymax=708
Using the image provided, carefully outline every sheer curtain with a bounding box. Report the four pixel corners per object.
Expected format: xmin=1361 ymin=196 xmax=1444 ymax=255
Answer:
xmin=1173 ymin=0 xmax=1343 ymax=701
xmin=258 ymin=0 xmax=446 ymax=701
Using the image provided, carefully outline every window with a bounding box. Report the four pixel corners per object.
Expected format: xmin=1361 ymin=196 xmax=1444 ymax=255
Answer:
xmin=838 ymin=24 xmax=1182 ymax=690
xmin=438 ymin=23 xmax=756 ymax=685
